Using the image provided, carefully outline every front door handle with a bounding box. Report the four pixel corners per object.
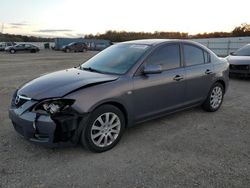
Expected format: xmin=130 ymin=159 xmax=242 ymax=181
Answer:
xmin=205 ymin=69 xmax=213 ymax=75
xmin=173 ymin=75 xmax=184 ymax=81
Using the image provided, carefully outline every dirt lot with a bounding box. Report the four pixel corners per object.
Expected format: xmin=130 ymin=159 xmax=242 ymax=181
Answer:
xmin=0 ymin=50 xmax=249 ymax=188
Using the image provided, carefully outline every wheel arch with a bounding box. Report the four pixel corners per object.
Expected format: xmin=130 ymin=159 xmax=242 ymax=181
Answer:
xmin=90 ymin=101 xmax=129 ymax=127
xmin=214 ymin=79 xmax=226 ymax=91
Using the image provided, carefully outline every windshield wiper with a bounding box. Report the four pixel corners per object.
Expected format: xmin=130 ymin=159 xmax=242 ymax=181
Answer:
xmin=81 ymin=66 xmax=103 ymax=73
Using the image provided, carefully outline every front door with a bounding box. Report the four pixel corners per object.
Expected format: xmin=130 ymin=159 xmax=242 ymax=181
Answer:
xmin=132 ymin=43 xmax=186 ymax=122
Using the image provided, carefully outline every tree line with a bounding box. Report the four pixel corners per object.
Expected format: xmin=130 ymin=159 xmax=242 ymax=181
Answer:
xmin=85 ymin=23 xmax=250 ymax=42
xmin=0 ymin=33 xmax=53 ymax=42
xmin=1 ymin=23 xmax=250 ymax=42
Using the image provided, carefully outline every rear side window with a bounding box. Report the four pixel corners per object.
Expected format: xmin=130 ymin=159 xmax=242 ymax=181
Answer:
xmin=204 ymin=51 xmax=210 ymax=63
xmin=145 ymin=44 xmax=180 ymax=70
xmin=183 ymin=44 xmax=204 ymax=66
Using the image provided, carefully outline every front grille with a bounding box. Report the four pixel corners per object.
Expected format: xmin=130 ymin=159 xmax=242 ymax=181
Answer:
xmin=11 ymin=91 xmax=31 ymax=108
xmin=230 ymin=64 xmax=250 ymax=70
xmin=15 ymin=97 xmax=29 ymax=108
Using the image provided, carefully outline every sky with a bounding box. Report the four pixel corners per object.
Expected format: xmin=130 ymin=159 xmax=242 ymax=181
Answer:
xmin=1 ymin=0 xmax=250 ymax=37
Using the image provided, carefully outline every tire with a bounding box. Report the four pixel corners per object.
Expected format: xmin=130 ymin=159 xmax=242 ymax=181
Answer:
xmin=81 ymin=105 xmax=125 ymax=152
xmin=10 ymin=49 xmax=16 ymax=54
xmin=66 ymin=48 xmax=70 ymax=53
xmin=202 ymin=82 xmax=225 ymax=112
xmin=30 ymin=49 xmax=36 ymax=53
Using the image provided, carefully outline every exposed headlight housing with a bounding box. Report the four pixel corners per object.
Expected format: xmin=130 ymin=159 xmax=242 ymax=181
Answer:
xmin=33 ymin=99 xmax=75 ymax=115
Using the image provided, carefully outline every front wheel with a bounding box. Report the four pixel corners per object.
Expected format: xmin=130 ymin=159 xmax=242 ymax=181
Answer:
xmin=202 ymin=82 xmax=224 ymax=112
xmin=10 ymin=49 xmax=16 ymax=54
xmin=81 ymin=105 xmax=125 ymax=152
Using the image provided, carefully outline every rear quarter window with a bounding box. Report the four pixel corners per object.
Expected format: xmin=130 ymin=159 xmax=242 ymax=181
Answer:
xmin=204 ymin=51 xmax=211 ymax=63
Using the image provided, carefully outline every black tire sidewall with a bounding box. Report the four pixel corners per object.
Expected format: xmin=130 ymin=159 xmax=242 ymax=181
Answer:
xmin=81 ymin=105 xmax=125 ymax=152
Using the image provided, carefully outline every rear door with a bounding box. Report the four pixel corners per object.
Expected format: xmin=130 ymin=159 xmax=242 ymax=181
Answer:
xmin=182 ymin=43 xmax=214 ymax=104
xmin=132 ymin=43 xmax=186 ymax=122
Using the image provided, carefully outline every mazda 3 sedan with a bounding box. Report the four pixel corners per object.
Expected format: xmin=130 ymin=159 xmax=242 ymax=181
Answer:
xmin=9 ymin=39 xmax=229 ymax=152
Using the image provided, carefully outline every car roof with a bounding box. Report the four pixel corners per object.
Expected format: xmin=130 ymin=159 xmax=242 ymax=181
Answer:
xmin=122 ymin=39 xmax=200 ymax=46
xmin=121 ymin=39 xmax=217 ymax=57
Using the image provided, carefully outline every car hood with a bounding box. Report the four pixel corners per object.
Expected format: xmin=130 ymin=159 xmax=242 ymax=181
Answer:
xmin=18 ymin=68 xmax=119 ymax=100
xmin=226 ymin=55 xmax=250 ymax=65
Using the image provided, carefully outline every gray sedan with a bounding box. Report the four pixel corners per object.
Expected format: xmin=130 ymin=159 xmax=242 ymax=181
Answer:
xmin=5 ymin=43 xmax=40 ymax=54
xmin=9 ymin=39 xmax=229 ymax=152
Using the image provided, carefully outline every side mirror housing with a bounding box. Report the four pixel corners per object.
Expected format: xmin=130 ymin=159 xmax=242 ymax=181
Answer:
xmin=143 ymin=65 xmax=162 ymax=74
xmin=230 ymin=52 xmax=235 ymax=55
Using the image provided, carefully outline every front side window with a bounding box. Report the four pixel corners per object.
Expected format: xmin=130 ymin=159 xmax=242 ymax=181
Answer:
xmin=183 ymin=44 xmax=204 ymax=66
xmin=81 ymin=43 xmax=150 ymax=74
xmin=145 ymin=44 xmax=180 ymax=70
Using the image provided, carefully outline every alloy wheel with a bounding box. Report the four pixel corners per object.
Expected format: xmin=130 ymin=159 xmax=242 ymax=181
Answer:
xmin=90 ymin=112 xmax=121 ymax=147
xmin=210 ymin=86 xmax=223 ymax=109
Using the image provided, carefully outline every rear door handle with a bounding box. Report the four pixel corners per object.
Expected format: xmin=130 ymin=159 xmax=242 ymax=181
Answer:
xmin=205 ymin=69 xmax=213 ymax=75
xmin=173 ymin=75 xmax=184 ymax=81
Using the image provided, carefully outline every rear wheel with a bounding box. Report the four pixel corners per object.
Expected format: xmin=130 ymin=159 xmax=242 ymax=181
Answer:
xmin=66 ymin=48 xmax=70 ymax=53
xmin=81 ymin=105 xmax=125 ymax=152
xmin=202 ymin=82 xmax=224 ymax=112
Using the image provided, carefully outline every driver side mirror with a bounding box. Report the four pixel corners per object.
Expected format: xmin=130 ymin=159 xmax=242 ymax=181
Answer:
xmin=143 ymin=65 xmax=162 ymax=74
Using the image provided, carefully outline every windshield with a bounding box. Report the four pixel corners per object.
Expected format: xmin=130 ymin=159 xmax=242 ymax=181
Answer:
xmin=81 ymin=43 xmax=150 ymax=74
xmin=233 ymin=45 xmax=250 ymax=56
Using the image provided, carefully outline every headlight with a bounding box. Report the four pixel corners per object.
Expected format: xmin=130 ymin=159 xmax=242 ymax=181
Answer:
xmin=33 ymin=99 xmax=75 ymax=115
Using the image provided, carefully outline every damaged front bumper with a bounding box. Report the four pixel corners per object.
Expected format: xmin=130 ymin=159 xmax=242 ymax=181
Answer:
xmin=8 ymin=94 xmax=88 ymax=147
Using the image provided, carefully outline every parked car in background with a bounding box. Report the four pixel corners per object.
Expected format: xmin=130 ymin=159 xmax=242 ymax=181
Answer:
xmin=9 ymin=39 xmax=229 ymax=152
xmin=0 ymin=42 xmax=16 ymax=51
xmin=5 ymin=43 xmax=40 ymax=54
xmin=62 ymin=42 xmax=88 ymax=53
xmin=227 ymin=44 xmax=250 ymax=77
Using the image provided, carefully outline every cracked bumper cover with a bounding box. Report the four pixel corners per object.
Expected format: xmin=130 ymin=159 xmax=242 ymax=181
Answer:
xmin=8 ymin=99 xmax=88 ymax=147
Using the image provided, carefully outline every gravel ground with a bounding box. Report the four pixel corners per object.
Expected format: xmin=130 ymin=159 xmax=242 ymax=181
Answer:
xmin=0 ymin=50 xmax=249 ymax=188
